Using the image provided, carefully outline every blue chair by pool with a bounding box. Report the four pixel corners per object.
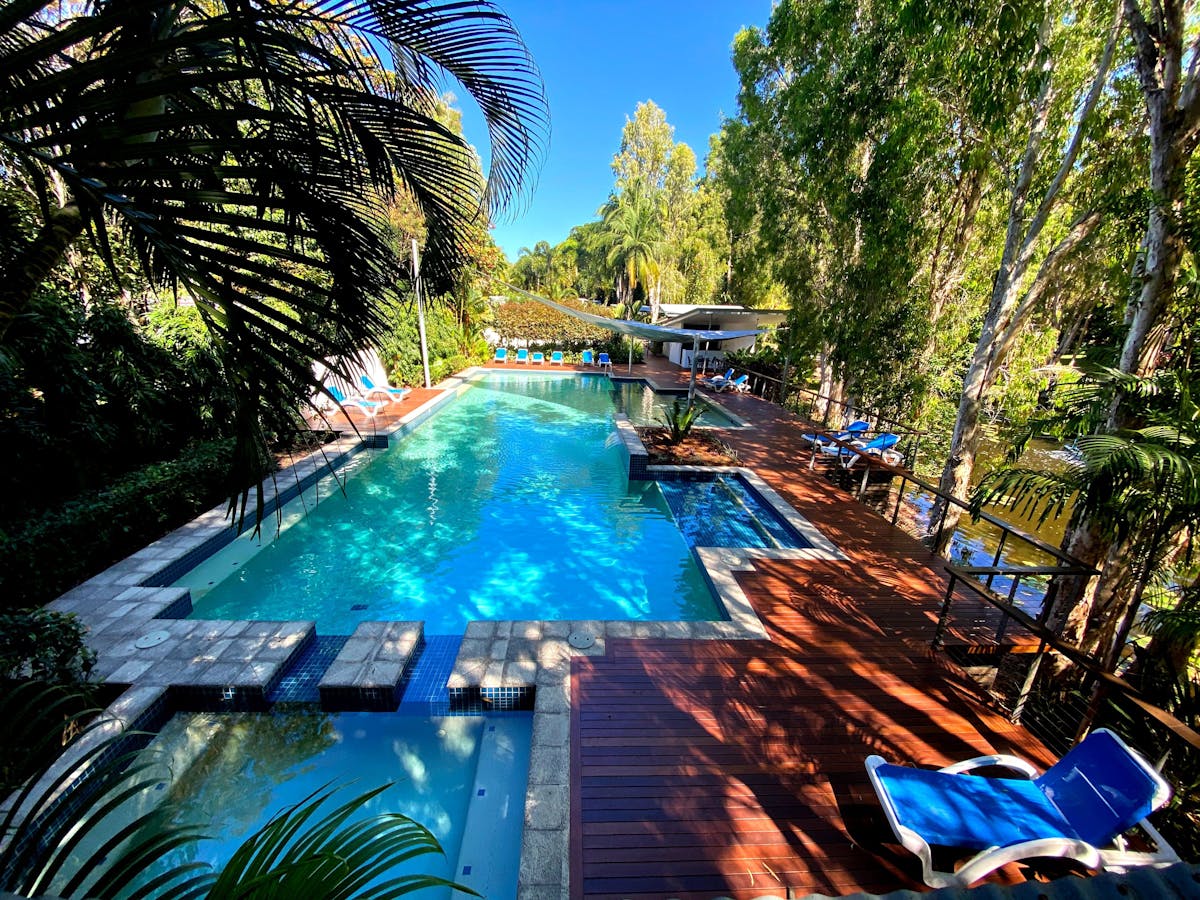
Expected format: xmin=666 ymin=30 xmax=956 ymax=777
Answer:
xmin=326 ymin=384 xmax=383 ymax=417
xmin=360 ymin=373 xmax=409 ymax=403
xmin=714 ymin=374 xmax=749 ymax=393
xmin=494 ymin=347 xmax=508 ymax=364
xmin=866 ymin=728 xmax=1177 ymax=888
xmin=581 ymin=350 xmax=595 ymax=366
xmin=516 ymin=348 xmax=529 ymax=363
xmin=550 ymin=350 xmax=564 ymax=365
xmin=836 ymin=431 xmax=901 ymax=467
xmin=704 ymin=368 xmax=735 ymax=389
xmin=531 ymin=351 xmax=545 ymax=365
xmin=597 ymin=352 xmax=613 ymax=373
xmin=803 ymin=419 xmax=870 ymax=447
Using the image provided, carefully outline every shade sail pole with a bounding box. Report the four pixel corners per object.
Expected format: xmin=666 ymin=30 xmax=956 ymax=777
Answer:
xmin=687 ymin=334 xmax=700 ymax=404
xmin=412 ymin=239 xmax=431 ymax=389
xmin=627 ymin=339 xmax=633 ymax=374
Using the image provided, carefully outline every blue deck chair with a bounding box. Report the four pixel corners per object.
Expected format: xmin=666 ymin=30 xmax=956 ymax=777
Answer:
xmin=550 ymin=350 xmax=564 ymax=365
xmin=581 ymin=350 xmax=594 ymax=366
xmin=516 ymin=348 xmax=529 ymax=363
xmin=703 ymin=368 xmax=735 ymax=389
xmin=803 ymin=419 xmax=870 ymax=447
xmin=597 ymin=352 xmax=613 ymax=373
xmin=532 ymin=351 xmax=545 ymax=364
xmin=359 ymin=374 xmax=409 ymax=403
xmin=494 ymin=347 xmax=508 ymax=364
xmin=326 ymin=384 xmax=383 ymax=417
xmin=714 ymin=374 xmax=749 ymax=393
xmin=866 ymin=728 xmax=1176 ymax=889
xmin=828 ymin=431 xmax=900 ymax=466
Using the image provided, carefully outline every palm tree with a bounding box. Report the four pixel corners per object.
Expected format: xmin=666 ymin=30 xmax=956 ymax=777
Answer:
xmin=601 ymin=190 xmax=664 ymax=320
xmin=1 ymin=0 xmax=547 ymax=513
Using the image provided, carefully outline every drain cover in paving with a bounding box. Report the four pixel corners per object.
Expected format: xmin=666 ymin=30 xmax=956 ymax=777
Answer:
xmin=134 ymin=630 xmax=170 ymax=649
xmin=568 ymin=631 xmax=595 ymax=650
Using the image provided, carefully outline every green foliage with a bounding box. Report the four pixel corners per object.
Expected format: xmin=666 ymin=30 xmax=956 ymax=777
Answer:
xmin=1 ymin=0 xmax=546 ymax=522
xmin=0 ymin=440 xmax=243 ymax=611
xmin=0 ymin=288 xmax=238 ymax=520
xmin=661 ymin=398 xmax=704 ymax=444
xmin=0 ymin=609 xmax=96 ymax=687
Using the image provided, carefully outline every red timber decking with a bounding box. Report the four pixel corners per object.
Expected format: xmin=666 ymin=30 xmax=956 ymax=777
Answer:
xmin=571 ymin=359 xmax=1058 ymax=899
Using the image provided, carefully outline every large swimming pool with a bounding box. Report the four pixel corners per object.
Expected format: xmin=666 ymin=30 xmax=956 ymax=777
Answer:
xmin=181 ymin=374 xmax=729 ymax=632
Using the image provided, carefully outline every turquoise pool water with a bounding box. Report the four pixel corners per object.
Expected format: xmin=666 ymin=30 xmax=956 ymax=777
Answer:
xmin=612 ymin=380 xmax=742 ymax=428
xmin=109 ymin=711 xmax=530 ymax=899
xmin=181 ymin=374 xmax=721 ymax=632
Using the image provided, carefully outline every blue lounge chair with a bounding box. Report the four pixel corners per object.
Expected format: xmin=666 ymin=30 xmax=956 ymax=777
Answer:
xmin=704 ymin=368 xmax=735 ymax=389
xmin=866 ymin=728 xmax=1177 ymax=888
xmin=359 ymin=374 xmax=409 ymax=403
xmin=597 ymin=352 xmax=613 ymax=373
xmin=494 ymin=347 xmax=508 ymax=364
xmin=516 ymin=348 xmax=529 ymax=363
xmin=803 ymin=419 xmax=870 ymax=447
xmin=531 ymin=351 xmax=545 ymax=365
xmin=714 ymin=374 xmax=749 ymax=393
xmin=836 ymin=431 xmax=901 ymax=467
xmin=326 ymin=384 xmax=383 ymax=417
xmin=550 ymin=350 xmax=564 ymax=365
xmin=581 ymin=350 xmax=594 ymax=366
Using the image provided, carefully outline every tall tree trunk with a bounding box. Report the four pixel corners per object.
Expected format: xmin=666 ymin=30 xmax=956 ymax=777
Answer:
xmin=927 ymin=10 xmax=1117 ymax=553
xmin=1055 ymin=0 xmax=1200 ymax=654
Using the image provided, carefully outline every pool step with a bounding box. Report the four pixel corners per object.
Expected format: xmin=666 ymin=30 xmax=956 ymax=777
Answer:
xmin=398 ymin=634 xmax=463 ymax=714
xmin=317 ymin=621 xmax=423 ymax=711
xmin=453 ymin=716 xmax=534 ymax=898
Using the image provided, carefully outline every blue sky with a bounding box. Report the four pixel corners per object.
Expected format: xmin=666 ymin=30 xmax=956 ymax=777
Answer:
xmin=455 ymin=1 xmax=773 ymax=263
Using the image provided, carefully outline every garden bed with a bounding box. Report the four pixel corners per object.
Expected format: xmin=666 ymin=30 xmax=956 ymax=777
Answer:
xmin=636 ymin=427 xmax=738 ymax=466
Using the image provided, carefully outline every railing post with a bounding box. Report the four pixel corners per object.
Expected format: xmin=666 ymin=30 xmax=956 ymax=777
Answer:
xmin=891 ymin=475 xmax=906 ymax=525
xmin=986 ymin=531 xmax=1009 ymax=590
xmin=1010 ymin=638 xmax=1049 ymax=724
xmin=933 ymin=575 xmax=957 ymax=651
xmin=994 ymin=575 xmax=1020 ymax=644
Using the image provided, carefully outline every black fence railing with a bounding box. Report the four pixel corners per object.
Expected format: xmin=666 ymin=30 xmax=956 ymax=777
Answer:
xmin=935 ymin=564 xmax=1200 ymax=858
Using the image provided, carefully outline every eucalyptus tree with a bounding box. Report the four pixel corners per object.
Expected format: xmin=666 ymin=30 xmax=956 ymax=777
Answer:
xmin=0 ymin=0 xmax=547 ymax=518
xmin=1053 ymin=0 xmax=1200 ymax=652
xmin=722 ymin=0 xmax=954 ymax=414
xmin=928 ymin=0 xmax=1124 ymax=550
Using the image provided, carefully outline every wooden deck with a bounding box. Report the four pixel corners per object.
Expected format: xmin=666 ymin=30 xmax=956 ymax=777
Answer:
xmin=571 ymin=358 xmax=1058 ymax=899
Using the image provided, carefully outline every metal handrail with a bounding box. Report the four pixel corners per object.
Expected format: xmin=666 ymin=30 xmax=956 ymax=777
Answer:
xmin=806 ymin=426 xmax=1089 ymax=569
xmin=936 ymin=564 xmax=1200 ymax=755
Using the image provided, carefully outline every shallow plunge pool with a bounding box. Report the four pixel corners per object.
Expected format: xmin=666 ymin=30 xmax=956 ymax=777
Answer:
xmin=114 ymin=710 xmax=532 ymax=898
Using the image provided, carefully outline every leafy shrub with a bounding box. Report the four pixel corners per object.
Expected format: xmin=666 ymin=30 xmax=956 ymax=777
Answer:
xmin=661 ymin=398 xmax=704 ymax=444
xmin=0 ymin=608 xmax=96 ymax=686
xmin=492 ymin=297 xmax=612 ymax=347
xmin=0 ymin=439 xmax=242 ymax=610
